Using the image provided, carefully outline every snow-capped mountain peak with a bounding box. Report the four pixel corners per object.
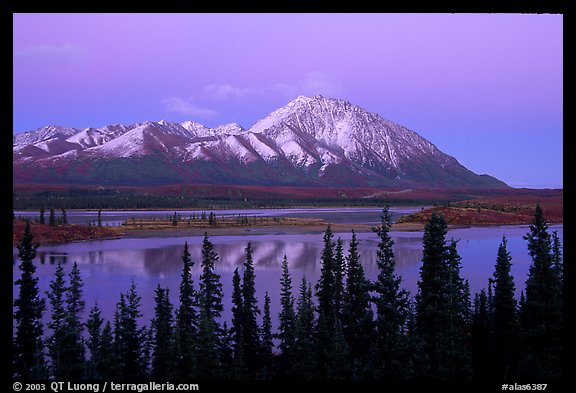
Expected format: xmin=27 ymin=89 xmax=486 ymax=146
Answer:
xmin=213 ymin=123 xmax=246 ymax=135
xmin=13 ymin=96 xmax=508 ymax=188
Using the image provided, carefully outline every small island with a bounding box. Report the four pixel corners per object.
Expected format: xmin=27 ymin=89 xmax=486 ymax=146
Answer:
xmin=120 ymin=212 xmax=327 ymax=230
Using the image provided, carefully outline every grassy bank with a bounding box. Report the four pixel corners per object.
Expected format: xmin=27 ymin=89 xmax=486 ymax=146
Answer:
xmin=12 ymin=220 xmax=123 ymax=245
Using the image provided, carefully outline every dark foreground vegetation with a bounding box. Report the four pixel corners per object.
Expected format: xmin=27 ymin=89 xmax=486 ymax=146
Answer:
xmin=13 ymin=205 xmax=563 ymax=384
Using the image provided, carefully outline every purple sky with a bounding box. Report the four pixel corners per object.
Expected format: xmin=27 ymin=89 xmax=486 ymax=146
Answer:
xmin=13 ymin=13 xmax=563 ymax=188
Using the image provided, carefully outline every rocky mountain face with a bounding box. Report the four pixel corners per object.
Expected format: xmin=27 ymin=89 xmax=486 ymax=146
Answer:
xmin=13 ymin=95 xmax=507 ymax=188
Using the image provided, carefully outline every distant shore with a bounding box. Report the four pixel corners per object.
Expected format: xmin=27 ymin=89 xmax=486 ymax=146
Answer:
xmin=12 ymin=191 xmax=562 ymax=244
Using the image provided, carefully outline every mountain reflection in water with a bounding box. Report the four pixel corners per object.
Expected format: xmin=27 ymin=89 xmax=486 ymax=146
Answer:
xmin=13 ymin=225 xmax=563 ymax=328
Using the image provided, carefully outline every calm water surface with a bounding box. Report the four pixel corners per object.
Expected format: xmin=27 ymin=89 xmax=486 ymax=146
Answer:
xmin=15 ymin=207 xmax=419 ymax=226
xmin=13 ymin=208 xmax=563 ymax=329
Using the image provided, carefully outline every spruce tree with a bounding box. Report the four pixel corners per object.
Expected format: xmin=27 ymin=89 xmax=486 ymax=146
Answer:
xmin=114 ymin=280 xmax=147 ymax=379
xmin=49 ymin=208 xmax=56 ymax=227
xmin=142 ymin=326 xmax=153 ymax=378
xmin=241 ymin=242 xmax=261 ymax=377
xmin=231 ymin=267 xmax=244 ymax=343
xmin=199 ymin=233 xmax=223 ymax=324
xmin=315 ymin=225 xmax=336 ymax=377
xmin=196 ymin=233 xmax=224 ymax=379
xmin=197 ymin=296 xmax=221 ymax=379
xmin=443 ymin=239 xmax=472 ymax=379
xmin=174 ymin=241 xmax=197 ymax=379
xmin=551 ymin=231 xmax=563 ymax=286
xmin=208 ymin=212 xmax=217 ymax=226
xmin=519 ymin=204 xmax=563 ymax=379
xmin=46 ymin=262 xmax=67 ymax=379
xmin=151 ymin=285 xmax=174 ymax=380
xmin=219 ymin=322 xmax=235 ymax=380
xmin=293 ymin=277 xmax=317 ymax=379
xmin=326 ymin=319 xmax=350 ymax=380
xmin=98 ymin=321 xmax=118 ymax=379
xmin=113 ymin=292 xmax=126 ymax=374
xmin=14 ymin=221 xmax=47 ymax=379
xmin=85 ymin=302 xmax=104 ymax=379
xmin=333 ymin=238 xmax=346 ymax=324
xmin=371 ymin=206 xmax=412 ymax=379
xmin=550 ymin=230 xmax=563 ymax=372
xmin=277 ymin=255 xmax=296 ymax=376
xmin=39 ymin=207 xmax=45 ymax=224
xmin=342 ymin=230 xmax=372 ymax=378
xmin=316 ymin=224 xmax=335 ymax=327
xmin=44 ymin=261 xmax=86 ymax=379
xmin=260 ymin=291 xmax=274 ymax=378
xmin=415 ymin=212 xmax=471 ymax=379
xmin=471 ymin=290 xmax=491 ymax=379
xmin=231 ymin=267 xmax=247 ymax=379
xmin=491 ymin=236 xmax=518 ymax=379
xmin=63 ymin=262 xmax=86 ymax=379
xmin=518 ymin=290 xmax=526 ymax=327
xmin=415 ymin=211 xmax=448 ymax=378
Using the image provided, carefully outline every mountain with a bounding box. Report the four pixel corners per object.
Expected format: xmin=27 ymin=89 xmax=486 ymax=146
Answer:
xmin=13 ymin=95 xmax=508 ymax=188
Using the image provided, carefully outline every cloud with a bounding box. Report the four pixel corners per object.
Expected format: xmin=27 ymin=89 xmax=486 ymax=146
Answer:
xmin=161 ymin=97 xmax=218 ymax=118
xmin=202 ymin=71 xmax=343 ymax=101
xmin=14 ymin=43 xmax=87 ymax=63
xmin=163 ymin=72 xmax=343 ymax=120
xmin=203 ymin=83 xmax=259 ymax=100
xmin=298 ymin=71 xmax=343 ymax=97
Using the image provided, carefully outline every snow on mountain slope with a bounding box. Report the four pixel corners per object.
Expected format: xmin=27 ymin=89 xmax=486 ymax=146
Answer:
xmin=66 ymin=128 xmax=111 ymax=149
xmin=213 ymin=123 xmax=246 ymax=135
xmin=88 ymin=122 xmax=194 ymax=157
xmin=180 ymin=120 xmax=212 ymax=137
xmin=244 ymin=132 xmax=281 ymax=161
xmin=13 ymin=125 xmax=78 ymax=146
xmin=253 ymin=95 xmax=450 ymax=174
xmin=12 ymin=96 xmax=508 ymax=188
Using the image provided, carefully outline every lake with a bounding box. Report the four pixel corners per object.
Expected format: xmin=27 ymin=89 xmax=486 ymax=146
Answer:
xmin=13 ymin=208 xmax=563 ymax=329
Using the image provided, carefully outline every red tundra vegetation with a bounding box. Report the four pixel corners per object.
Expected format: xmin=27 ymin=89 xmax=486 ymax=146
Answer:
xmin=12 ymin=220 xmax=122 ymax=245
xmin=397 ymin=194 xmax=563 ymax=225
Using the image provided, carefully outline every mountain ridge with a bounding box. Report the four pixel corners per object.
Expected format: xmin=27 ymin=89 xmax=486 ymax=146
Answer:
xmin=13 ymin=95 xmax=508 ymax=189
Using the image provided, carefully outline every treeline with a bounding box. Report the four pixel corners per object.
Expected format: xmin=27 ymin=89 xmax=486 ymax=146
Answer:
xmin=23 ymin=207 xmax=69 ymax=226
xmin=16 ymin=208 xmax=105 ymax=227
xmin=164 ymin=212 xmax=283 ymax=227
xmin=13 ymin=188 xmax=431 ymax=210
xmin=13 ymin=205 xmax=563 ymax=382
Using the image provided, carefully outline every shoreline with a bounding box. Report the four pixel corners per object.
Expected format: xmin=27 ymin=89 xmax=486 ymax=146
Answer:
xmin=15 ymin=221 xmax=563 ymax=245
xmin=12 ymin=221 xmax=563 ymax=245
xmin=13 ymin=205 xmax=563 ymax=244
xmin=120 ymin=223 xmax=378 ymax=239
xmin=119 ymin=222 xmax=555 ymax=240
